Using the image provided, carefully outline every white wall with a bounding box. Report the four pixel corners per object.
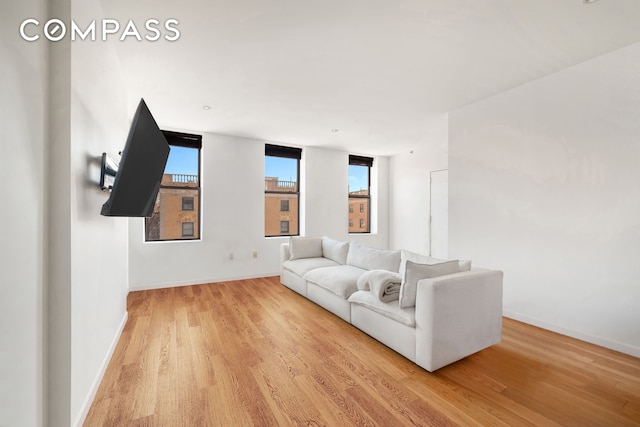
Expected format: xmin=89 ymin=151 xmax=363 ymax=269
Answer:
xmin=129 ymin=135 xmax=390 ymax=289
xmin=47 ymin=0 xmax=73 ymax=420
xmin=68 ymin=0 xmax=130 ymax=423
xmin=449 ymin=42 xmax=640 ymax=356
xmin=369 ymin=154 xmax=390 ymax=246
xmin=0 ymin=0 xmax=48 ymax=425
xmin=34 ymin=0 xmax=131 ymax=424
xmin=389 ymin=115 xmax=448 ymax=253
xmin=303 ymin=147 xmax=349 ymax=239
xmin=1 ymin=1 xmax=127 ymax=425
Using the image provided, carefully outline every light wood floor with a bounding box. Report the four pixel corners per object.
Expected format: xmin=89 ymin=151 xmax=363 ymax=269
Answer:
xmin=85 ymin=276 xmax=640 ymax=426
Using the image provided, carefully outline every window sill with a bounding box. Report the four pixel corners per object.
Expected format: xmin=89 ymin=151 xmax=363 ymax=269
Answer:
xmin=143 ymin=238 xmax=202 ymax=244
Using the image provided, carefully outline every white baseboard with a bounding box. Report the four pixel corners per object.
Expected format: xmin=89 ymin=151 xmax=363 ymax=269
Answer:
xmin=129 ymin=272 xmax=281 ymax=292
xmin=73 ymin=311 xmax=128 ymax=427
xmin=503 ymin=310 xmax=640 ymax=358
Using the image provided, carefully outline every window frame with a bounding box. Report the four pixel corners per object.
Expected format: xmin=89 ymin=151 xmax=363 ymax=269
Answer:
xmin=265 ymin=144 xmax=301 ymax=237
xmin=280 ymin=199 xmax=290 ymax=212
xmin=144 ymin=131 xmax=202 ymax=242
xmin=348 ymin=155 xmax=373 ymax=234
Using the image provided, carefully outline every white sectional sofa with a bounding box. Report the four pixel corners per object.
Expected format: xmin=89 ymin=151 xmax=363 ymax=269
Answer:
xmin=280 ymin=236 xmax=503 ymax=372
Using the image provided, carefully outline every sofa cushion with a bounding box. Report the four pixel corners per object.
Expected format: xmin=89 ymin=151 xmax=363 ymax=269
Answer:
xmin=399 ymin=260 xmax=460 ymax=308
xmin=346 ymin=241 xmax=401 ymax=273
xmin=304 ymin=265 xmax=366 ymax=299
xmin=289 ymin=237 xmax=323 ymax=260
xmin=400 ymin=249 xmax=471 ymax=277
xmin=283 ymin=257 xmax=340 ymax=277
xmin=322 ymin=236 xmax=349 ymax=264
xmin=348 ymin=290 xmax=416 ymax=327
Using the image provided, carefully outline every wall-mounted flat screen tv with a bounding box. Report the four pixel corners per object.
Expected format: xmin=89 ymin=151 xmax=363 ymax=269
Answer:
xmin=101 ymin=98 xmax=170 ymax=217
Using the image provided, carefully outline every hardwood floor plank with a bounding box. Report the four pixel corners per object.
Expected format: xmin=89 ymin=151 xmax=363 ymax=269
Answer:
xmin=252 ymin=353 xmax=331 ymax=426
xmin=309 ymin=363 xmax=379 ymax=426
xmin=402 ymin=374 xmax=512 ymax=427
xmin=346 ymin=384 xmax=413 ymax=426
xmin=439 ymin=363 xmax=562 ymax=427
xmin=203 ymin=357 xmax=255 ymax=426
xmin=84 ymin=276 xmax=640 ymax=426
xmin=624 ymin=400 xmax=640 ymax=421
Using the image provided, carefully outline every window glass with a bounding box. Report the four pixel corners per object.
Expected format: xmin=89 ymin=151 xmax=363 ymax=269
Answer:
xmin=182 ymin=196 xmax=194 ymax=211
xmin=265 ymin=144 xmax=300 ymax=237
xmin=145 ymin=132 xmax=201 ymax=241
xmin=349 ymin=164 xmax=369 ymax=196
xmin=182 ymin=222 xmax=194 ymax=237
xmin=348 ymin=156 xmax=372 ymax=233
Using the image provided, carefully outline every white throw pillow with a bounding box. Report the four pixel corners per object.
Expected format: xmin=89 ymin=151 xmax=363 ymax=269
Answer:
xmin=399 ymin=260 xmax=460 ymax=308
xmin=322 ymin=236 xmax=349 ymax=264
xmin=400 ymin=249 xmax=472 ymax=275
xmin=289 ymin=237 xmax=323 ymax=260
xmin=459 ymin=260 xmax=472 ymax=272
xmin=399 ymin=249 xmax=444 ymax=278
xmin=346 ymin=241 xmax=401 ymax=273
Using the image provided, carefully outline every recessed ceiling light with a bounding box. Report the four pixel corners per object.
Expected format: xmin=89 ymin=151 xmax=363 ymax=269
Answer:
xmin=583 ymin=0 xmax=599 ymax=4
xmin=202 ymin=105 xmax=211 ymax=110
xmin=331 ymin=129 xmax=339 ymax=132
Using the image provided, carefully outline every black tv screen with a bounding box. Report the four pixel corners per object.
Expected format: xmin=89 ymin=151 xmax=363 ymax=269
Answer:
xmin=101 ymin=98 xmax=170 ymax=217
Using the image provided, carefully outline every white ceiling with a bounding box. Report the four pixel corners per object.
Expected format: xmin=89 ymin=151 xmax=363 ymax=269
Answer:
xmin=102 ymin=0 xmax=640 ymax=156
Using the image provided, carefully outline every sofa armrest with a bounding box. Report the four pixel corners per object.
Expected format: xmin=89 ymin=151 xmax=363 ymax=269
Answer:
xmin=415 ymin=268 xmax=503 ymax=372
xmin=280 ymin=243 xmax=290 ymax=279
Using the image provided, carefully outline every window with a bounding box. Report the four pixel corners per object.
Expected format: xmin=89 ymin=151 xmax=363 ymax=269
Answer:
xmin=182 ymin=222 xmax=194 ymax=237
xmin=182 ymin=196 xmax=194 ymax=211
xmin=348 ymin=155 xmax=372 ymax=234
xmin=145 ymin=131 xmax=202 ymax=241
xmin=265 ymin=144 xmax=301 ymax=237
